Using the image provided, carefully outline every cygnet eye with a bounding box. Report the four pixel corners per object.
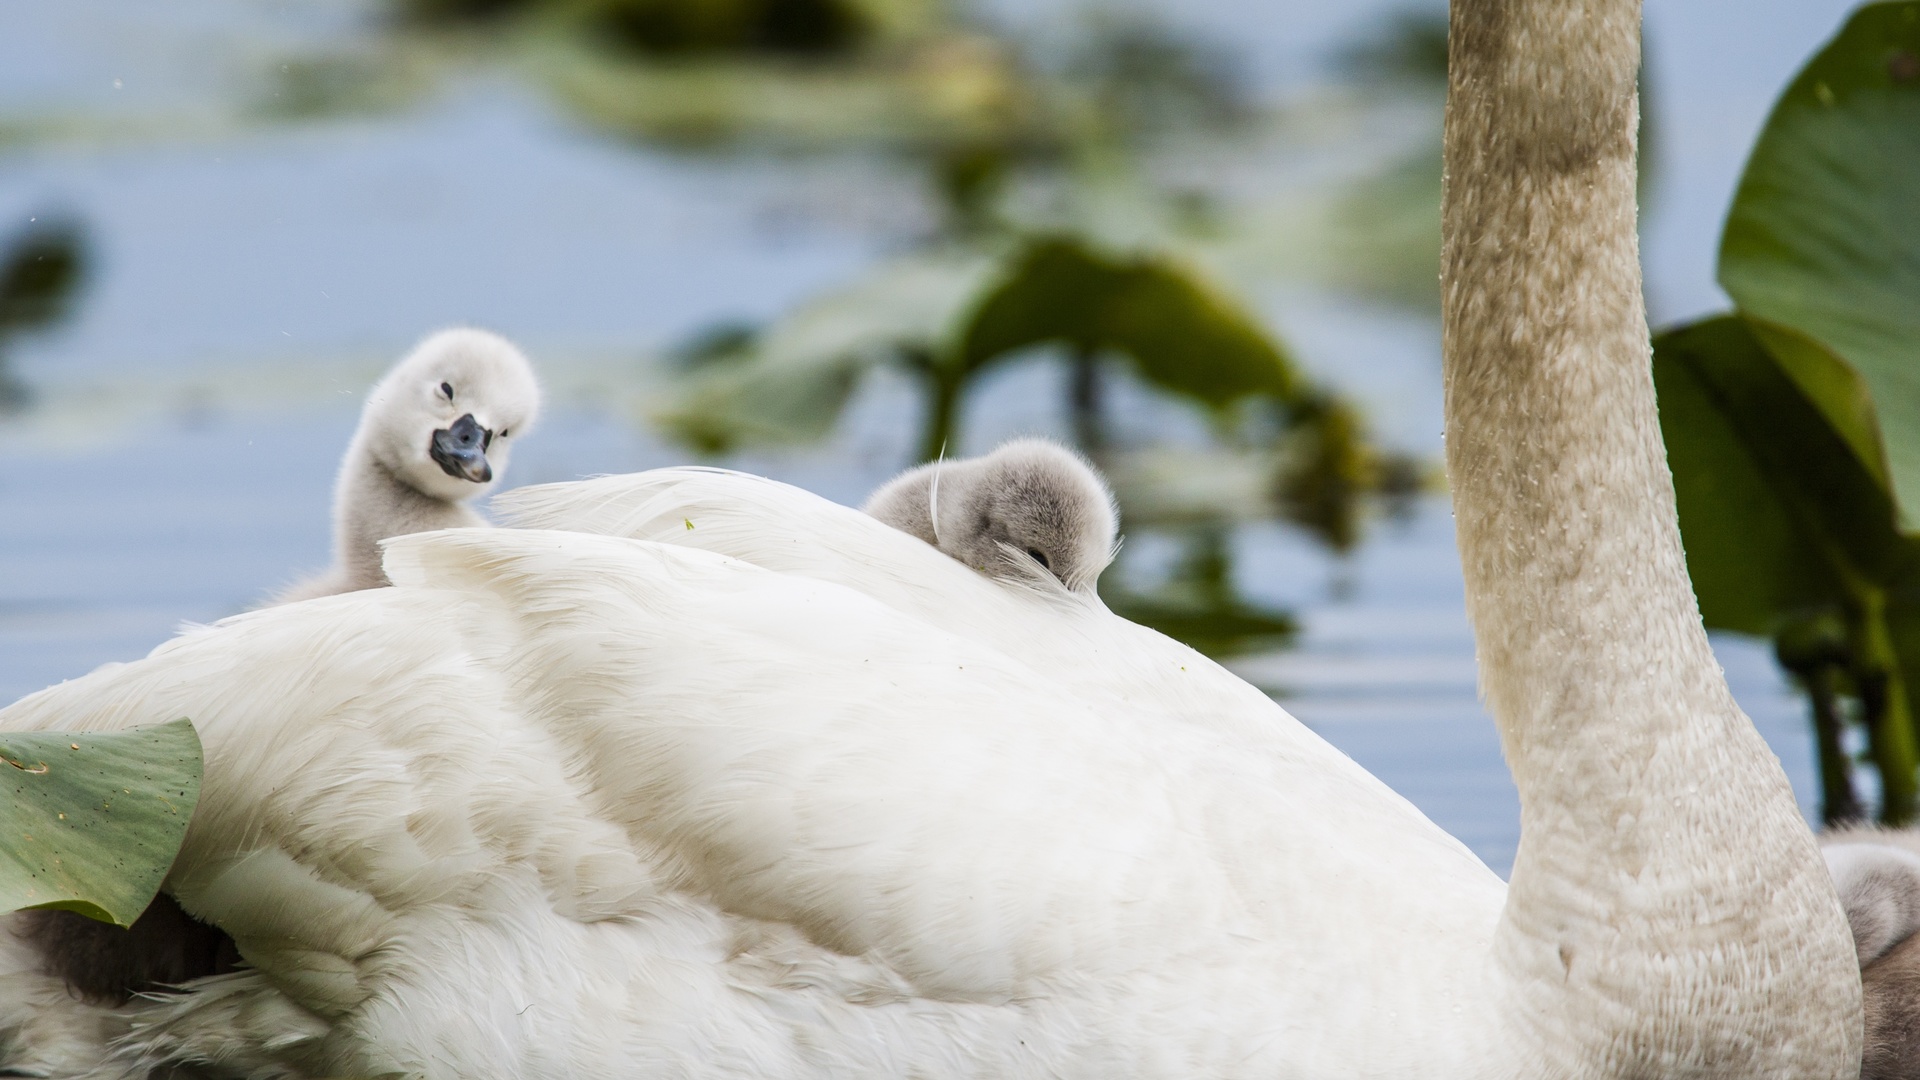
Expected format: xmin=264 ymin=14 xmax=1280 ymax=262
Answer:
xmin=499 ymin=427 xmax=510 ymax=439
xmin=1026 ymin=548 xmax=1050 ymax=570
xmin=440 ymin=382 xmax=454 ymax=402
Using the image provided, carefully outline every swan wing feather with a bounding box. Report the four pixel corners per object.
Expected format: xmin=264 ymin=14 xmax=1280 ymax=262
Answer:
xmin=0 ymin=526 xmax=1511 ymax=1076
xmin=497 ymin=471 xmax=1500 ymax=882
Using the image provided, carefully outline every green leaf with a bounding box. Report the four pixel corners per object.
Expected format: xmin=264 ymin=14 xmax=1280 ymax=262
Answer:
xmin=1719 ymin=0 xmax=1920 ymax=524
xmin=655 ymin=252 xmax=989 ymax=451
xmin=0 ymin=718 xmax=203 ymax=927
xmin=1653 ymin=314 xmax=1910 ymax=634
xmin=958 ymin=235 xmax=1301 ymax=408
xmin=1747 ymin=317 xmax=1893 ymax=490
xmin=1275 ymin=396 xmax=1369 ymax=554
xmin=1882 ymin=591 xmax=1920 ymax=779
xmin=659 ymin=353 xmax=864 ymax=453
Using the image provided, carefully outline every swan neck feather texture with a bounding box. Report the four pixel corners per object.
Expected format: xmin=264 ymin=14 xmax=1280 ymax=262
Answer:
xmin=1440 ymin=0 xmax=1860 ymax=1072
xmin=334 ymin=446 xmax=481 ymax=591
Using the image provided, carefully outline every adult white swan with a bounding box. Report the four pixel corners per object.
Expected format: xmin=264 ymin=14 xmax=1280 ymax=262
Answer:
xmin=0 ymin=0 xmax=1861 ymax=1076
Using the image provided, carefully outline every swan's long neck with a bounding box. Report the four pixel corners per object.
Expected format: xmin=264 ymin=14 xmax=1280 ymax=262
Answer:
xmin=332 ymin=443 xmax=480 ymax=592
xmin=1441 ymin=0 xmax=1859 ymax=1069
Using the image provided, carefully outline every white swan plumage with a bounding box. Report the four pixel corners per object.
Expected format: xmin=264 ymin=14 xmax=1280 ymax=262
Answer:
xmin=3 ymin=520 xmax=1500 ymax=1078
xmin=0 ymin=0 xmax=1865 ymax=1075
xmin=0 ymin=449 xmax=1854 ymax=1077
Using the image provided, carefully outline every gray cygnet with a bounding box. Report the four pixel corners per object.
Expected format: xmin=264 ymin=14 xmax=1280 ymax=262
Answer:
xmin=1822 ymin=831 xmax=1920 ymax=1079
xmin=864 ymin=438 xmax=1117 ymax=592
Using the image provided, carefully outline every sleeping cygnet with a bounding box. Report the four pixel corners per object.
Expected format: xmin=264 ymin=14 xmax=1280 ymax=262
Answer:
xmin=863 ymin=437 xmax=1117 ymax=592
xmin=1822 ymin=831 xmax=1920 ymax=1079
xmin=278 ymin=328 xmax=541 ymax=602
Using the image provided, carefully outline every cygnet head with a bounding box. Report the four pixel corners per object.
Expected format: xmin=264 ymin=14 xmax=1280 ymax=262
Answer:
xmin=356 ymin=328 xmax=541 ymax=502
xmin=864 ymin=437 xmax=1118 ymax=592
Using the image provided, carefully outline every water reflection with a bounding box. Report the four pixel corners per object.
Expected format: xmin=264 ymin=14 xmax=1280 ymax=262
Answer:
xmin=1102 ymin=525 xmax=1298 ymax=656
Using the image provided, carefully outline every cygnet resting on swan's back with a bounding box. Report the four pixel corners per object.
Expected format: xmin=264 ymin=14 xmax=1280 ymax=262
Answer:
xmin=495 ymin=467 xmax=1330 ymax=750
xmin=3 ymin=513 xmax=1507 ymax=1080
xmin=862 ymin=438 xmax=1117 ymax=592
xmin=1822 ymin=830 xmax=1920 ymax=1078
xmin=277 ymin=327 xmax=540 ymax=602
xmin=0 ymin=329 xmax=541 ymax=1068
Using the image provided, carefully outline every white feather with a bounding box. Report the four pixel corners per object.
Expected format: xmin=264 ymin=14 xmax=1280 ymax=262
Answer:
xmin=0 ymin=517 xmax=1511 ymax=1078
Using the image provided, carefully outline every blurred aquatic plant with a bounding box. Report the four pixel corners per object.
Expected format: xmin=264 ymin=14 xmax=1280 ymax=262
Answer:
xmin=1321 ymin=151 xmax=1444 ymax=311
xmin=657 ymin=223 xmax=1418 ymax=654
xmin=1299 ymin=7 xmax=1447 ymax=309
xmin=394 ymin=0 xmax=921 ymax=56
xmin=1652 ymin=2 xmax=1920 ymax=824
xmin=659 ymin=232 xmax=1319 ymax=464
xmin=375 ymin=0 xmax=1038 ymax=149
xmin=932 ymin=140 xmax=1014 ymax=234
xmin=1275 ymin=396 xmax=1370 ymax=554
xmin=586 ymin=0 xmax=874 ymax=57
xmin=1060 ymin=10 xmax=1251 ymax=143
xmin=395 ymin=0 xmax=537 ymax=22
xmin=953 ymin=236 xmax=1302 ymax=458
xmin=534 ymin=34 xmax=1030 ymax=147
xmin=1335 ymin=8 xmax=1448 ymax=86
xmin=0 ymin=219 xmax=89 ymax=415
xmin=661 ymin=249 xmax=986 ymax=453
xmin=257 ymin=51 xmax=438 ymax=120
xmin=1100 ymin=527 xmax=1297 ymax=656
xmin=368 ymin=0 xmax=1266 ymax=153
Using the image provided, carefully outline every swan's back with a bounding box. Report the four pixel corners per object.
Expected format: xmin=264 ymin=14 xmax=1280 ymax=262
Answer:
xmin=1 ymin=522 xmax=1513 ymax=1077
xmin=498 ymin=470 xmax=1500 ymax=883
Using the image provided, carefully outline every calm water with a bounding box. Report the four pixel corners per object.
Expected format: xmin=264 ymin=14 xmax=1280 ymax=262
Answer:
xmin=0 ymin=387 xmax=1824 ymax=878
xmin=0 ymin=0 xmax=1858 ymax=874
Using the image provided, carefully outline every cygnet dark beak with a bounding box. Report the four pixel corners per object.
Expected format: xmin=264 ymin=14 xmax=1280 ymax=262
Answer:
xmin=429 ymin=413 xmax=493 ymax=483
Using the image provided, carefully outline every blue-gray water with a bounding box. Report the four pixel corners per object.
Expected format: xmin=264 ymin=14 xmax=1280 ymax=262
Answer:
xmin=0 ymin=0 xmax=1859 ymax=875
xmin=0 ymin=393 xmax=1826 ymax=878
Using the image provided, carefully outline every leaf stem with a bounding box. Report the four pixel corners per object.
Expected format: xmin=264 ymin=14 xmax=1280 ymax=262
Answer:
xmin=1848 ymin=588 xmax=1920 ymax=823
xmin=1070 ymin=348 xmax=1105 ymax=457
xmin=1806 ymin=663 xmax=1863 ymax=825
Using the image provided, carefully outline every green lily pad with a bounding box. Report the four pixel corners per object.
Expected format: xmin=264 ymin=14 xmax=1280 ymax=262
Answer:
xmin=1747 ymin=316 xmax=1894 ymax=491
xmin=1653 ymin=314 xmax=1910 ymax=634
xmin=1719 ymin=1 xmax=1920 ymax=524
xmin=0 ymin=718 xmax=202 ymax=927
